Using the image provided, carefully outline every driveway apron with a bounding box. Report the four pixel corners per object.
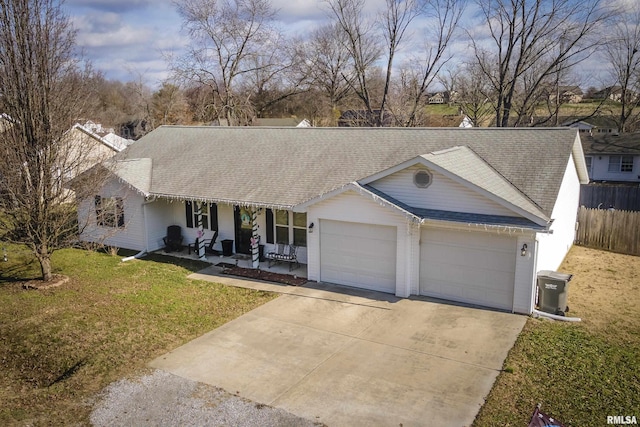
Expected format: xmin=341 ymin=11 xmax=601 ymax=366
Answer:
xmin=150 ymin=281 xmax=526 ymax=427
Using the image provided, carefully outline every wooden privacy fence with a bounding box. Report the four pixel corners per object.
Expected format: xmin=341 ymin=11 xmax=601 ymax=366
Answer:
xmin=575 ymin=206 xmax=640 ymax=256
xmin=580 ymin=184 xmax=640 ymax=211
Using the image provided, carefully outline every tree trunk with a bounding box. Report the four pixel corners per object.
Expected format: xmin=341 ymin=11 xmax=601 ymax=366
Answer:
xmin=37 ymin=252 xmax=53 ymax=282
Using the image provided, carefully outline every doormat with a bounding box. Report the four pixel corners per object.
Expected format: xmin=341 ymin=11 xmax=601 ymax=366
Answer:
xmin=215 ymin=262 xmax=237 ymax=269
xmin=221 ymin=267 xmax=307 ymax=286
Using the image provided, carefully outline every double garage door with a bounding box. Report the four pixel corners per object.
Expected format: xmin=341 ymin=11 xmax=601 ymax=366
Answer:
xmin=320 ymin=220 xmax=397 ymax=293
xmin=319 ymin=220 xmax=517 ymax=311
xmin=420 ymin=228 xmax=517 ymax=311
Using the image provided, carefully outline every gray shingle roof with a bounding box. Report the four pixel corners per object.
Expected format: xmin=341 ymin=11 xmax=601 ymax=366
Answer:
xmin=114 ymin=126 xmax=580 ymax=216
xmin=581 ymin=133 xmax=640 ymax=155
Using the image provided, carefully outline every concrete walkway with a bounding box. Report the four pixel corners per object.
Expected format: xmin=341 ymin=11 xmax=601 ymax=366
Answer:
xmin=150 ymin=269 xmax=526 ymax=426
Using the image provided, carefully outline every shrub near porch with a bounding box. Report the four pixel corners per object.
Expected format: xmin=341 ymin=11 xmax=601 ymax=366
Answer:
xmin=0 ymin=245 xmax=276 ymax=426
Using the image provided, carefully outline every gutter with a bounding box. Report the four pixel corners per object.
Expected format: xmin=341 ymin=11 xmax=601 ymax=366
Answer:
xmin=122 ymin=196 xmax=155 ymax=262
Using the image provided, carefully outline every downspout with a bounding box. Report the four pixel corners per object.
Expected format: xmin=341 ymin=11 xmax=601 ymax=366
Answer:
xmin=122 ymin=196 xmax=155 ymax=262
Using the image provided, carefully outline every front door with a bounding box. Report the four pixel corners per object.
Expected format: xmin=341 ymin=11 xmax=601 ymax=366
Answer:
xmin=234 ymin=206 xmax=253 ymax=254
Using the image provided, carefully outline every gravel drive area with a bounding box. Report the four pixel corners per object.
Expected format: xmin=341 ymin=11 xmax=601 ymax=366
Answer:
xmin=90 ymin=369 xmax=323 ymax=427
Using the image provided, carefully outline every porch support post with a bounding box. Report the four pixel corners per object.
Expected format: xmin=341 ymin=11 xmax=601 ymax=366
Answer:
xmin=196 ymin=202 xmax=205 ymax=260
xmin=251 ymin=208 xmax=260 ymax=268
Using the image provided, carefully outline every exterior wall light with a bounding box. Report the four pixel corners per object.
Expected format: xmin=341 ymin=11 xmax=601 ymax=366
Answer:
xmin=308 ymin=222 xmax=314 ymax=233
xmin=521 ymin=243 xmax=528 ymax=257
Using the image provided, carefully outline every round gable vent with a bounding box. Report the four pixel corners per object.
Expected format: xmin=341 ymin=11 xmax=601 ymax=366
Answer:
xmin=414 ymin=169 xmax=432 ymax=188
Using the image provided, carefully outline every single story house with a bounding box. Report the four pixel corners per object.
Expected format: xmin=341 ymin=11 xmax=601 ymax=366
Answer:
xmin=78 ymin=127 xmax=588 ymax=314
xmin=581 ymin=133 xmax=640 ymax=182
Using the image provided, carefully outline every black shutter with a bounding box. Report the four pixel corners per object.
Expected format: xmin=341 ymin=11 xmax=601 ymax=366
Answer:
xmin=210 ymin=203 xmax=218 ymax=231
xmin=94 ymin=196 xmax=103 ymax=226
xmin=185 ymin=201 xmax=193 ymax=228
xmin=265 ymin=208 xmax=274 ymax=244
xmin=116 ymin=197 xmax=125 ymax=227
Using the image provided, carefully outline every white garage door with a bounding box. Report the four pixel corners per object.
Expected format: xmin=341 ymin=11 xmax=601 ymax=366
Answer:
xmin=420 ymin=228 xmax=516 ymax=311
xmin=320 ymin=220 xmax=397 ymax=293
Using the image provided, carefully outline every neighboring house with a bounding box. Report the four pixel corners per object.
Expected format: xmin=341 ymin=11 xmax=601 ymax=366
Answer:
xmin=581 ymin=133 xmax=640 ymax=182
xmin=593 ymin=86 xmax=639 ymax=103
xmin=252 ymin=118 xmax=311 ymax=127
xmin=78 ymin=127 xmax=588 ymax=315
xmin=338 ymin=110 xmax=393 ymax=127
xmin=549 ymin=86 xmax=583 ymax=104
xmin=65 ymin=121 xmax=131 ymax=178
xmin=428 ymin=92 xmax=447 ymax=104
xmin=458 ymin=115 xmax=474 ymax=128
xmin=561 ymin=116 xmax=619 ymax=135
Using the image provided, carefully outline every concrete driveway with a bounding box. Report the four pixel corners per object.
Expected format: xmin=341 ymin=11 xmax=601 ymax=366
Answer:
xmin=150 ymin=277 xmax=526 ymax=427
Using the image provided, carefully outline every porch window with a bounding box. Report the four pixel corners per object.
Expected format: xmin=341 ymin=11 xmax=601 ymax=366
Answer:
xmin=585 ymin=156 xmax=592 ymax=174
xmin=94 ymin=196 xmax=124 ymax=228
xmin=275 ymin=210 xmax=289 ymax=244
xmin=272 ymin=210 xmax=307 ymax=247
xmin=185 ymin=202 xmax=218 ymax=230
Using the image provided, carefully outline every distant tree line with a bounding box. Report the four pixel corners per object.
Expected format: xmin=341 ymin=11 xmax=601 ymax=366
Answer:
xmin=78 ymin=0 xmax=640 ymax=134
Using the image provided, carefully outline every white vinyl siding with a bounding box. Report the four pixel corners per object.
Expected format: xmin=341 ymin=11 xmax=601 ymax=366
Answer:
xmin=536 ymin=153 xmax=581 ymax=272
xmin=306 ymin=190 xmax=414 ymax=297
xmin=78 ymin=178 xmax=146 ymax=251
xmin=420 ymin=227 xmax=517 ymax=311
xmin=320 ymin=220 xmax=397 ymax=293
xmin=370 ymin=164 xmax=516 ymax=217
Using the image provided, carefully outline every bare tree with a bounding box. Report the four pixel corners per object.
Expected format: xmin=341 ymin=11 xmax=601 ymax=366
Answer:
xmin=325 ymin=0 xmax=384 ymax=125
xmin=173 ymin=0 xmax=280 ymax=125
xmin=470 ymin=0 xmax=612 ymax=127
xmin=239 ymin=35 xmax=309 ymax=119
xmin=152 ymin=82 xmax=190 ymax=126
xmin=605 ymin=2 xmax=640 ymax=133
xmin=454 ymin=62 xmax=494 ymax=127
xmin=298 ymin=24 xmax=356 ymax=120
xmin=0 ymin=0 xmax=103 ymax=281
xmin=326 ymin=0 xmax=464 ymax=126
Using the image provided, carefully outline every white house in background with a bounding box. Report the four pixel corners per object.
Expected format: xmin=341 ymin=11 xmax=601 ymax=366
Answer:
xmin=561 ymin=116 xmax=619 ymax=136
xmin=458 ymin=115 xmax=474 ymax=128
xmin=77 ymin=127 xmax=588 ymax=315
xmin=71 ymin=121 xmax=132 ymax=152
xmin=581 ymin=133 xmax=640 ymax=183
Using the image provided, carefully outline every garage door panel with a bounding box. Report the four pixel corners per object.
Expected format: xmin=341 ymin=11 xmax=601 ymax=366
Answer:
xmin=420 ymin=228 xmax=516 ymax=311
xmin=320 ymin=220 xmax=397 ymax=293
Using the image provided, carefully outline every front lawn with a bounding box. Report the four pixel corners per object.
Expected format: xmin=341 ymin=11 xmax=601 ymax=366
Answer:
xmin=0 ymin=245 xmax=277 ymax=426
xmin=474 ymin=246 xmax=640 ymax=427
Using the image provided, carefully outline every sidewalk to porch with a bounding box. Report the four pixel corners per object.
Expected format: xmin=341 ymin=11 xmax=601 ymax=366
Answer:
xmin=157 ymin=247 xmax=308 ymax=279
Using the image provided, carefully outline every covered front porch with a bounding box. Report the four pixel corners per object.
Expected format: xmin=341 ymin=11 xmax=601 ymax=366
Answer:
xmin=158 ymin=245 xmax=308 ymax=279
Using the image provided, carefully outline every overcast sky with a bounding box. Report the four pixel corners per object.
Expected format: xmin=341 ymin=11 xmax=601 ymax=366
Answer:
xmin=65 ymin=0 xmax=615 ymax=90
xmin=66 ymin=0 xmax=335 ymax=87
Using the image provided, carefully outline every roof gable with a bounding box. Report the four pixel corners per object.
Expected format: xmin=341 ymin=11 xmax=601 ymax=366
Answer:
xmin=360 ymin=147 xmax=549 ymax=225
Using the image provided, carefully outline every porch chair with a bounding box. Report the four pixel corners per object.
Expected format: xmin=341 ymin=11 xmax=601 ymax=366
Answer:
xmin=188 ymin=231 xmax=219 ymax=255
xmin=163 ymin=225 xmax=183 ymax=252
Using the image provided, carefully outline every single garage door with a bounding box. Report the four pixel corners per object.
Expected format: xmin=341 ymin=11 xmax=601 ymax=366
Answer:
xmin=320 ymin=220 xmax=397 ymax=293
xmin=420 ymin=228 xmax=516 ymax=311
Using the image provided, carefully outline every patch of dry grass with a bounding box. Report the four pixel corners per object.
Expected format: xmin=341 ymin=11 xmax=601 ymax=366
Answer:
xmin=0 ymin=245 xmax=277 ymax=426
xmin=474 ymin=246 xmax=640 ymax=427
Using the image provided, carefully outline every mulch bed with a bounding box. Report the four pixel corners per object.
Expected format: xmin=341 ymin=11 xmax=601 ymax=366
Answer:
xmin=220 ymin=266 xmax=307 ymax=286
xmin=22 ymin=274 xmax=69 ymax=290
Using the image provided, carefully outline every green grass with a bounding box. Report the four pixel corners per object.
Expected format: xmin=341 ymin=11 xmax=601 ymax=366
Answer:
xmin=0 ymin=244 xmax=277 ymax=426
xmin=474 ymin=246 xmax=640 ymax=427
